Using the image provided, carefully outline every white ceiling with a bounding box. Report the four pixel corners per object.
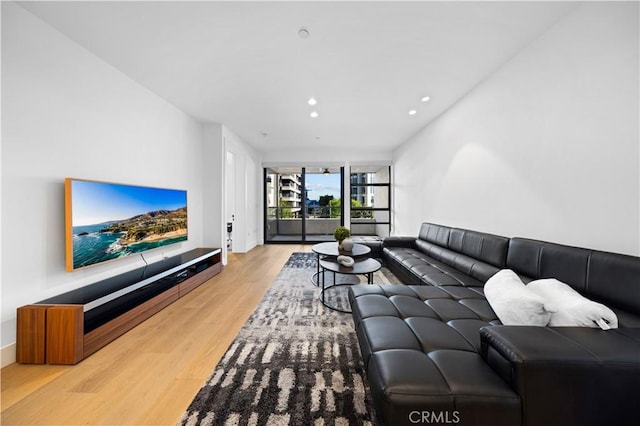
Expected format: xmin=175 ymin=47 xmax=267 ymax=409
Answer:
xmin=18 ymin=1 xmax=577 ymax=153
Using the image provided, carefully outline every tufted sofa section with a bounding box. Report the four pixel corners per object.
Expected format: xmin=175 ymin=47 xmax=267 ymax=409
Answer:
xmin=350 ymin=223 xmax=640 ymax=426
xmin=383 ymin=223 xmax=509 ymax=288
xmin=350 ymin=284 xmax=520 ymax=426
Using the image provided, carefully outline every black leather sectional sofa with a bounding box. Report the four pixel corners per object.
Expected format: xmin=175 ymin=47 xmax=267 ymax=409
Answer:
xmin=349 ymin=223 xmax=640 ymax=426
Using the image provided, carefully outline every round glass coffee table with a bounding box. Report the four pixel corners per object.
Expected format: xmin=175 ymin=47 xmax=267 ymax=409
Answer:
xmin=311 ymin=242 xmax=371 ymax=286
xmin=319 ymin=257 xmax=382 ymax=313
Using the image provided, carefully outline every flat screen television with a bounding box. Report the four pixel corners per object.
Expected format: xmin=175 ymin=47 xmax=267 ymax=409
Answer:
xmin=65 ymin=178 xmax=188 ymax=271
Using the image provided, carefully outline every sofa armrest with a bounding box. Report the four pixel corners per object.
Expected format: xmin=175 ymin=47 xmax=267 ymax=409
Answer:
xmin=480 ymin=326 xmax=640 ymax=426
xmin=382 ymin=236 xmax=416 ymax=248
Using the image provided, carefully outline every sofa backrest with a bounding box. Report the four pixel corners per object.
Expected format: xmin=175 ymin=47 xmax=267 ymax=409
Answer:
xmin=413 ymin=223 xmax=510 ymax=282
xmin=418 ymin=223 xmax=510 ymax=268
xmin=413 ymin=224 xmax=639 ymax=315
xmin=507 ymin=238 xmax=640 ymax=315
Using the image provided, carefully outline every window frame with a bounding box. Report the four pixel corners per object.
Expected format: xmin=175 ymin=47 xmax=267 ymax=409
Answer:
xmin=348 ymin=165 xmax=391 ymax=237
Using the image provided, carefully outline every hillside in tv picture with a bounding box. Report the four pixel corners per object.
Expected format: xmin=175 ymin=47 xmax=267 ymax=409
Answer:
xmin=65 ymin=178 xmax=188 ymax=271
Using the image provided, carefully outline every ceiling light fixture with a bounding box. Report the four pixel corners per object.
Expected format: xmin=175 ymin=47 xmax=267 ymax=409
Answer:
xmin=310 ymin=111 xmax=319 ymax=118
xmin=322 ymin=168 xmax=330 ymax=176
xmin=298 ymin=28 xmax=310 ymax=39
xmin=408 ymin=109 xmax=417 ymax=116
xmin=421 ymin=96 xmax=431 ymax=102
xmin=308 ymin=97 xmax=317 ymax=106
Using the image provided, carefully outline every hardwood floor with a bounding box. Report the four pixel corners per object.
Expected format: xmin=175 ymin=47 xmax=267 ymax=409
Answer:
xmin=1 ymin=244 xmax=310 ymax=425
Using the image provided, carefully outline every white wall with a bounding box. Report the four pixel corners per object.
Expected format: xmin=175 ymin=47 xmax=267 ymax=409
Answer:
xmin=393 ymin=1 xmax=639 ymax=256
xmin=202 ymin=123 xmax=224 ymax=250
xmin=223 ymin=126 xmax=262 ymax=254
xmin=0 ymin=3 xmax=207 ymax=363
xmin=201 ymin=123 xmax=261 ymax=262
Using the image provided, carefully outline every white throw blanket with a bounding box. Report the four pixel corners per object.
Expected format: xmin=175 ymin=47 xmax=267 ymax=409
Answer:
xmin=484 ymin=269 xmax=555 ymax=326
xmin=527 ymin=278 xmax=618 ymax=329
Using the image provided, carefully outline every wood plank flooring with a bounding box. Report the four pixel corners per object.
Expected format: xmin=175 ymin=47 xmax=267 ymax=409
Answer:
xmin=1 ymin=244 xmax=309 ymax=425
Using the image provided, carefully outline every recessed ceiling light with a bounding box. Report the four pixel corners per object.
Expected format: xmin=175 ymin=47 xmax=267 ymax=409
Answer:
xmin=421 ymin=96 xmax=431 ymax=102
xmin=310 ymin=111 xmax=319 ymax=118
xmin=308 ymin=97 xmax=317 ymax=106
xmin=298 ymin=28 xmax=310 ymax=39
xmin=408 ymin=109 xmax=417 ymax=116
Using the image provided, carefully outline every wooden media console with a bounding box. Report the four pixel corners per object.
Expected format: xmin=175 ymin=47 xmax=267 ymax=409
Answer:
xmin=17 ymin=248 xmax=222 ymax=364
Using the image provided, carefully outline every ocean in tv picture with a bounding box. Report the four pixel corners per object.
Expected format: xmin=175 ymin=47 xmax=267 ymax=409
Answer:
xmin=72 ymin=223 xmax=187 ymax=269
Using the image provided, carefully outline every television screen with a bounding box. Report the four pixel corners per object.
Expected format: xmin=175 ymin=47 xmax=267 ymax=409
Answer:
xmin=65 ymin=178 xmax=188 ymax=271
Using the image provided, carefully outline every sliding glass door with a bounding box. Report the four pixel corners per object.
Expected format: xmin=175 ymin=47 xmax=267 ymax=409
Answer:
xmin=264 ymin=166 xmax=344 ymax=242
xmin=304 ymin=167 xmax=343 ymax=241
xmin=265 ymin=167 xmax=303 ymax=242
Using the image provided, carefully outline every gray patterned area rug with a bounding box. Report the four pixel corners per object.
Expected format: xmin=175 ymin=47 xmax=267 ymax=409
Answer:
xmin=179 ymin=252 xmax=400 ymax=426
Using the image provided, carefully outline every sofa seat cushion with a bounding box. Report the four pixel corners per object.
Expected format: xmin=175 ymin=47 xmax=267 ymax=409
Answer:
xmin=384 ymin=246 xmax=430 ymax=264
xmin=350 ymin=285 xmax=500 ymax=367
xmin=383 ymin=247 xmax=489 ymax=287
xmin=368 ymin=349 xmax=521 ymax=426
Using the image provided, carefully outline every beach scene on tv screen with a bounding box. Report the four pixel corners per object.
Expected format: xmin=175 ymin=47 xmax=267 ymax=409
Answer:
xmin=71 ymin=180 xmax=187 ymax=269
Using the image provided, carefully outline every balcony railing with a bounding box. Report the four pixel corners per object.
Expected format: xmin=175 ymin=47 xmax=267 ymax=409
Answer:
xmin=280 ymin=174 xmax=301 ymax=185
xmin=280 ymin=196 xmax=301 ymax=202
xmin=280 ymin=185 xmax=301 ymax=193
xmin=267 ymin=206 xmax=340 ymax=219
xmin=306 ymin=206 xmax=341 ymax=218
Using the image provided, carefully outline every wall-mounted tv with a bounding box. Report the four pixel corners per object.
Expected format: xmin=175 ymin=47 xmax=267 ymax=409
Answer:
xmin=65 ymin=178 xmax=188 ymax=271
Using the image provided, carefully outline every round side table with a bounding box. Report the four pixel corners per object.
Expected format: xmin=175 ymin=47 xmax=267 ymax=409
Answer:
xmin=319 ymin=257 xmax=381 ymax=313
xmin=311 ymin=242 xmax=371 ymax=286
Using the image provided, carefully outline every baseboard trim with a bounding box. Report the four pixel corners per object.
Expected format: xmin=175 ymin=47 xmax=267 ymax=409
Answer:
xmin=1 ymin=342 xmax=16 ymax=368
